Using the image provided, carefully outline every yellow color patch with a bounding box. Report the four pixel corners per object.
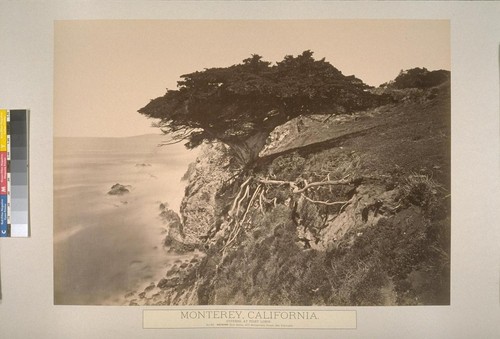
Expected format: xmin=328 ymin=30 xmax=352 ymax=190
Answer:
xmin=0 ymin=110 xmax=6 ymax=151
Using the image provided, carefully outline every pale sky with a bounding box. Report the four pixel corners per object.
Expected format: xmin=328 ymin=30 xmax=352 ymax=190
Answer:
xmin=54 ymin=20 xmax=450 ymax=137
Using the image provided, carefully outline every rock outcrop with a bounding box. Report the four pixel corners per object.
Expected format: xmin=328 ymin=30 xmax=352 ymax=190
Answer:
xmin=139 ymin=72 xmax=451 ymax=306
xmin=179 ymin=142 xmax=235 ymax=245
xmin=107 ymin=183 xmax=130 ymax=195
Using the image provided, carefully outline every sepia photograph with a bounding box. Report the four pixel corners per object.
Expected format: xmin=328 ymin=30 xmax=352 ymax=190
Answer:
xmin=54 ymin=20 xmax=450 ymax=306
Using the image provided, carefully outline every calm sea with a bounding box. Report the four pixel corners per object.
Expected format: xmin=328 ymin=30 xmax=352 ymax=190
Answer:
xmin=53 ymin=135 xmax=198 ymax=305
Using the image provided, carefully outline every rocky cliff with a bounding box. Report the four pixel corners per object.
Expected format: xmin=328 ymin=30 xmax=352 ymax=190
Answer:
xmin=134 ymin=71 xmax=451 ymax=306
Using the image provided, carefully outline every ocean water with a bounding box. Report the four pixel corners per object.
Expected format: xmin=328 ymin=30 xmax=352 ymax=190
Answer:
xmin=53 ymin=135 xmax=198 ymax=305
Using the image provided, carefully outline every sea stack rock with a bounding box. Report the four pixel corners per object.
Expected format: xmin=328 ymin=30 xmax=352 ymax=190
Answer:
xmin=108 ymin=183 xmax=130 ymax=195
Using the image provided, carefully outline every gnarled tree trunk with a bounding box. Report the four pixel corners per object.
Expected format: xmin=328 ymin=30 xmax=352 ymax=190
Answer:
xmin=225 ymin=130 xmax=270 ymax=166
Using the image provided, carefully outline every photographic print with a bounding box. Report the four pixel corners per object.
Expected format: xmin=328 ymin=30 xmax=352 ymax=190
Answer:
xmin=54 ymin=20 xmax=450 ymax=306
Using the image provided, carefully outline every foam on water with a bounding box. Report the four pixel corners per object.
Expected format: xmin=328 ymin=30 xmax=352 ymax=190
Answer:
xmin=53 ymin=135 xmax=198 ymax=305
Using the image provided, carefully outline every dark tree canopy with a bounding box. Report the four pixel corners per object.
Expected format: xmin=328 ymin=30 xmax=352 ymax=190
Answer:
xmin=388 ymin=68 xmax=450 ymax=89
xmin=139 ymin=50 xmax=386 ymax=165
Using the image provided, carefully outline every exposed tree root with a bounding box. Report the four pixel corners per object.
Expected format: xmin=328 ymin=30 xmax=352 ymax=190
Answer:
xmin=257 ymin=174 xmax=351 ymax=194
xmin=300 ymin=193 xmax=350 ymax=206
xmin=220 ymin=174 xmax=359 ymax=254
xmin=222 ymin=177 xmax=256 ymax=253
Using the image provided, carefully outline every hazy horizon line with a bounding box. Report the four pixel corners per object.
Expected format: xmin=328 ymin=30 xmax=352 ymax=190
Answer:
xmin=54 ymin=133 xmax=166 ymax=139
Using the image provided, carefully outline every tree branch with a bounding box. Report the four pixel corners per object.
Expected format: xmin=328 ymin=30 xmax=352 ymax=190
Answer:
xmin=157 ymin=138 xmax=188 ymax=146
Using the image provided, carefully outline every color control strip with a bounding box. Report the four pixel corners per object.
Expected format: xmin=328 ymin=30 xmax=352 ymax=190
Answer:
xmin=0 ymin=109 xmax=29 ymax=237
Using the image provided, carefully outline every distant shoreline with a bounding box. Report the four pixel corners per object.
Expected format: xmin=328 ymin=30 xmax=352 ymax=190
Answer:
xmin=54 ymin=133 xmax=166 ymax=140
